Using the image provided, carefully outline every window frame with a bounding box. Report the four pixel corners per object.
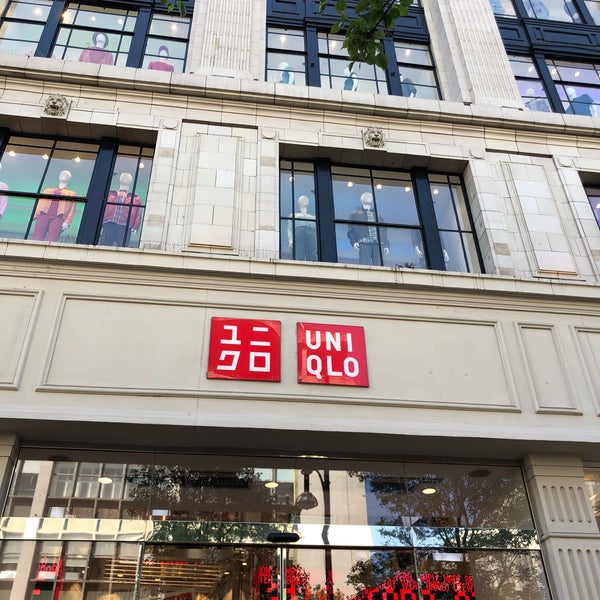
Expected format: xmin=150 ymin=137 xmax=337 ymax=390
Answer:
xmin=279 ymin=159 xmax=484 ymax=273
xmin=0 ymin=0 xmax=192 ymax=71
xmin=0 ymin=130 xmax=154 ymax=247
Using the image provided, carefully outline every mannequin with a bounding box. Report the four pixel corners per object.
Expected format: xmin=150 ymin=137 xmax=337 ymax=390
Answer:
xmin=287 ymin=195 xmax=317 ymax=261
xmin=148 ymin=45 xmax=175 ymax=72
xmin=79 ymin=32 xmax=114 ymax=65
xmin=0 ymin=164 xmax=7 ymax=220
xmin=566 ymin=86 xmax=595 ymax=116
xmin=32 ymin=170 xmax=77 ymax=241
xmin=347 ymin=192 xmax=389 ymax=265
xmin=343 ymin=67 xmax=358 ymax=91
xmin=277 ymin=62 xmax=295 ymax=85
xmin=99 ymin=172 xmax=142 ymax=247
xmin=401 ymin=77 xmax=417 ymax=98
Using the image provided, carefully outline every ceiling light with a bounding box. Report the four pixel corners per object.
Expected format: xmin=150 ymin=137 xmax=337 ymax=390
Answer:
xmin=98 ymin=476 xmax=113 ymax=484
xmin=280 ymin=35 xmax=286 ymax=44
xmin=432 ymin=188 xmax=439 ymax=195
xmin=347 ymin=181 xmax=353 ymax=187
xmin=421 ymin=487 xmax=437 ymax=495
xmin=74 ymin=156 xmax=81 ymax=163
xmin=265 ymin=481 xmax=279 ymax=489
xmin=376 ymin=183 xmax=382 ymax=190
xmin=404 ymin=186 xmax=411 ymax=192
xmin=574 ymin=71 xmax=580 ymax=77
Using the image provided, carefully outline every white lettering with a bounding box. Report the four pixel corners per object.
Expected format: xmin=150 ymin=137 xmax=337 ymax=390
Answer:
xmin=344 ymin=357 xmax=359 ymax=377
xmin=305 ymin=330 xmax=321 ymax=350
xmin=221 ymin=325 xmax=241 ymax=345
xmin=306 ymin=355 xmax=323 ymax=379
xmin=325 ymin=331 xmax=341 ymax=351
xmin=326 ymin=355 xmax=343 ymax=377
xmin=216 ymin=350 xmax=240 ymax=371
xmin=345 ymin=333 xmax=353 ymax=352
xmin=249 ymin=352 xmax=270 ymax=372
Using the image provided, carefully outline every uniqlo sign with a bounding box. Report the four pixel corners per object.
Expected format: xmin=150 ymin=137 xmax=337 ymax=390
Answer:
xmin=297 ymin=322 xmax=369 ymax=386
xmin=207 ymin=317 xmax=281 ymax=381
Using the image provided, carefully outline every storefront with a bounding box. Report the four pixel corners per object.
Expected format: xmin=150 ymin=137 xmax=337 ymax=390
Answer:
xmin=0 ymin=448 xmax=552 ymax=599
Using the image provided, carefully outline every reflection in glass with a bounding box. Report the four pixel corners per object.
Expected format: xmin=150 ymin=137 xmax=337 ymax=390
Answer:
xmin=584 ymin=467 xmax=600 ymax=527
xmin=523 ymin=0 xmax=582 ymax=22
xmin=395 ymin=42 xmax=440 ymax=99
xmin=267 ymin=27 xmax=306 ymax=85
xmin=489 ymin=0 xmax=518 ymax=16
xmin=280 ymin=161 xmax=318 ymax=261
xmin=319 ymin=33 xmax=388 ymax=94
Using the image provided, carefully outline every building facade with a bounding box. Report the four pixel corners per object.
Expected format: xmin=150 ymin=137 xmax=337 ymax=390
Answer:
xmin=0 ymin=0 xmax=598 ymax=598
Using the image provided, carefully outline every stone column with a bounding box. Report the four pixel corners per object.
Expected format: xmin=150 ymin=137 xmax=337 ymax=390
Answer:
xmin=425 ymin=0 xmax=523 ymax=106
xmin=523 ymin=454 xmax=600 ymax=600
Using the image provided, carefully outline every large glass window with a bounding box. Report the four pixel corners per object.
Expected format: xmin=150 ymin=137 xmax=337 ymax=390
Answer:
xmin=547 ymin=58 xmax=600 ymax=116
xmin=0 ymin=134 xmax=153 ymax=247
xmin=0 ymin=450 xmax=551 ymax=599
xmin=509 ymin=55 xmax=552 ymax=112
xmin=585 ymin=186 xmax=600 ymax=227
xmin=584 ymin=467 xmax=600 ymax=528
xmin=522 ymin=0 xmax=583 ymax=22
xmin=280 ymin=160 xmax=482 ymax=273
xmin=0 ymin=0 xmax=191 ymax=72
xmin=265 ymin=26 xmax=440 ymax=99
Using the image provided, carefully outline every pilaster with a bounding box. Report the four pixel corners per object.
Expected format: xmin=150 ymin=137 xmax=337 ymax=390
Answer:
xmin=524 ymin=454 xmax=600 ymax=600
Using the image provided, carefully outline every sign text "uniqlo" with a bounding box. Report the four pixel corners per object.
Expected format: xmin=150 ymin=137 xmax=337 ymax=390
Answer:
xmin=297 ymin=322 xmax=368 ymax=387
xmin=207 ymin=318 xmax=281 ymax=382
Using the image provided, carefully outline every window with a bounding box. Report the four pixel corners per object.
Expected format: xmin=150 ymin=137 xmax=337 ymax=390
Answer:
xmin=0 ymin=0 xmax=191 ymax=72
xmin=0 ymin=134 xmax=153 ymax=247
xmin=547 ymin=58 xmax=600 ymax=115
xmin=279 ymin=160 xmax=482 ymax=273
xmin=489 ymin=0 xmax=518 ymax=17
xmin=584 ymin=467 xmax=600 ymax=527
xmin=496 ymin=2 xmax=600 ymax=114
xmin=266 ymin=2 xmax=440 ymax=98
xmin=509 ymin=55 xmax=552 ymax=111
xmin=585 ymin=186 xmax=600 ymax=227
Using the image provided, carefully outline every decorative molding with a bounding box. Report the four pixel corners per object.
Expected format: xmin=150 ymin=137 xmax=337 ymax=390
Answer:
xmin=363 ymin=127 xmax=385 ymax=149
xmin=42 ymin=94 xmax=70 ymax=118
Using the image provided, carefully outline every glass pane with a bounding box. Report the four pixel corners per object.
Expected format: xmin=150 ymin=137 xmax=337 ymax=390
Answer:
xmin=395 ymin=42 xmax=433 ymax=67
xmin=332 ymin=169 xmax=372 ymax=221
xmin=586 ymin=187 xmax=600 ymax=227
xmin=372 ymin=177 xmax=419 ymax=226
xmin=489 ymin=0 xmax=518 ymax=16
xmin=64 ymin=3 xmax=135 ymax=32
xmin=286 ymin=197 xmax=318 ymax=262
xmin=140 ymin=545 xmax=276 ymax=600
xmin=584 ymin=468 xmax=600 ymax=528
xmin=523 ymin=0 xmax=581 ymax=22
xmin=431 ymin=184 xmax=458 ymax=230
xmin=439 ymin=231 xmax=469 ymax=273
xmin=585 ymin=0 xmax=600 ymax=23
xmin=268 ymin=28 xmax=305 ymax=52
xmin=268 ymin=52 xmax=306 ymax=85
xmin=99 ymin=152 xmax=150 ymax=249
xmin=5 ymin=0 xmax=52 ymax=21
xmin=149 ymin=14 xmax=190 ymax=39
xmin=0 ymin=22 xmax=43 ymax=55
xmin=382 ymin=228 xmax=426 ymax=269
xmin=417 ymin=549 xmax=550 ymax=599
xmin=144 ymin=39 xmax=186 ymax=73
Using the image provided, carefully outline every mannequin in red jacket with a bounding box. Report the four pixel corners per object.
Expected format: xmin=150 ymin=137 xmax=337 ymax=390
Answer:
xmin=148 ymin=45 xmax=174 ymax=72
xmin=79 ymin=32 xmax=114 ymax=65
xmin=31 ymin=170 xmax=77 ymax=241
xmin=99 ymin=172 xmax=142 ymax=246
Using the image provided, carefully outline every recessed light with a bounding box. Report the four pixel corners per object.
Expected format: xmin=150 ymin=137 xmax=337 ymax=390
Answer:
xmin=422 ymin=487 xmax=437 ymax=495
xmin=98 ymin=476 xmax=113 ymax=484
xmin=265 ymin=481 xmax=279 ymax=489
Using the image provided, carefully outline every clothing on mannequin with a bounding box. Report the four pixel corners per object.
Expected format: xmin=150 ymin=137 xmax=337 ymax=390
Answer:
xmin=287 ymin=195 xmax=317 ymax=260
xmin=0 ymin=164 xmax=7 ymax=219
xmin=148 ymin=45 xmax=175 ymax=72
xmin=347 ymin=192 xmax=389 ymax=265
xmin=99 ymin=172 xmax=142 ymax=247
xmin=79 ymin=32 xmax=114 ymax=65
xmin=31 ymin=170 xmax=77 ymax=241
xmin=565 ymin=86 xmax=595 ymax=116
xmin=277 ymin=62 xmax=295 ymax=85
xmin=343 ymin=68 xmax=358 ymax=91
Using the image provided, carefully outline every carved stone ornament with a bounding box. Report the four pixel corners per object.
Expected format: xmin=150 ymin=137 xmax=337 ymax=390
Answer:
xmin=43 ymin=94 xmax=70 ymax=117
xmin=363 ymin=127 xmax=385 ymax=149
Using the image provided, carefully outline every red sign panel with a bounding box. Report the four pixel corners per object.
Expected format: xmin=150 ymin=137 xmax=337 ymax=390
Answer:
xmin=297 ymin=322 xmax=369 ymax=386
xmin=208 ymin=318 xmax=281 ymax=381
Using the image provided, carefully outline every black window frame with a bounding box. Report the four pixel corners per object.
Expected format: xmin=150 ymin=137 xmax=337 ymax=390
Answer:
xmin=279 ymin=158 xmax=484 ymax=274
xmin=0 ymin=0 xmax=193 ymax=71
xmin=0 ymin=129 xmax=154 ymax=247
xmin=494 ymin=0 xmax=600 ymax=114
xmin=266 ymin=0 xmax=440 ymax=99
